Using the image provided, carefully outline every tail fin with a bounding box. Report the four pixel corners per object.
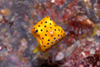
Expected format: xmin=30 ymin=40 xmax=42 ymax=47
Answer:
xmin=33 ymin=45 xmax=41 ymax=54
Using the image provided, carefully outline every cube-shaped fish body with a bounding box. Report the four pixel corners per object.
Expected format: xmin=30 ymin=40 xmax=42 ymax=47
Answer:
xmin=32 ymin=16 xmax=66 ymax=53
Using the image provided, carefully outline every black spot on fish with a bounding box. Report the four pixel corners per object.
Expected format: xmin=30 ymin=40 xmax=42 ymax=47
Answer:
xmin=51 ymin=42 xmax=53 ymax=43
xmin=38 ymin=25 xmax=40 ymax=27
xmin=47 ymin=43 xmax=49 ymax=45
xmin=44 ymin=46 xmax=46 ymax=47
xmin=45 ymin=34 xmax=47 ymax=36
xmin=54 ymin=29 xmax=56 ymax=31
xmin=38 ymin=35 xmax=40 ymax=37
xmin=54 ymin=25 xmax=57 ymax=26
xmin=45 ymin=21 xmax=47 ymax=23
xmin=50 ymin=27 xmax=52 ymax=29
xmin=49 ymin=23 xmax=51 ymax=25
xmin=48 ymin=39 xmax=50 ymax=41
xmin=51 ymin=35 xmax=53 ymax=37
xmin=42 ymin=37 xmax=44 ymax=39
xmin=54 ymin=37 xmax=56 ymax=39
xmin=51 ymin=45 xmax=53 ymax=47
xmin=44 ymin=25 xmax=46 ymax=27
xmin=41 ymin=22 xmax=43 ymax=24
xmin=58 ymin=29 xmax=60 ymax=31
xmin=55 ymin=40 xmax=57 ymax=42
xmin=41 ymin=29 xmax=43 ymax=31
xmin=58 ymin=34 xmax=59 ymax=36
xmin=46 ymin=30 xmax=48 ymax=32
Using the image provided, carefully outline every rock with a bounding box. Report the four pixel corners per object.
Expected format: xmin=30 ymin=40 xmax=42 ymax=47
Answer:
xmin=90 ymin=49 xmax=95 ymax=54
xmin=55 ymin=52 xmax=64 ymax=61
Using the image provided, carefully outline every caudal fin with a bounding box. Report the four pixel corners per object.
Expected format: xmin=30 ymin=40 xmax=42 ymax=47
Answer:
xmin=33 ymin=45 xmax=41 ymax=54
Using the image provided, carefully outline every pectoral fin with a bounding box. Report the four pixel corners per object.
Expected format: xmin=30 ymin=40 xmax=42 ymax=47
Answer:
xmin=36 ymin=38 xmax=42 ymax=46
xmin=33 ymin=45 xmax=41 ymax=54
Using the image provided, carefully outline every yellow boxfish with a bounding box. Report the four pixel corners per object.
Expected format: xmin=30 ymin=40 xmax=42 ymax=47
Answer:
xmin=31 ymin=16 xmax=66 ymax=53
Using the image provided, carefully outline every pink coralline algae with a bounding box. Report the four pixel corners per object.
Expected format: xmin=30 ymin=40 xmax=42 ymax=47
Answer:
xmin=0 ymin=0 xmax=100 ymax=67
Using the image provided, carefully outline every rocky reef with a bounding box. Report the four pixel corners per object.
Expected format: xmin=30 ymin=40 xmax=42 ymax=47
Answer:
xmin=0 ymin=0 xmax=100 ymax=67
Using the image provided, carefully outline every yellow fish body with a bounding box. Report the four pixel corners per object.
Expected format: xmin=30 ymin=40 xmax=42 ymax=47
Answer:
xmin=31 ymin=16 xmax=66 ymax=53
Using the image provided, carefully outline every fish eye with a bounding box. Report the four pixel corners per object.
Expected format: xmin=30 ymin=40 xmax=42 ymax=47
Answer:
xmin=35 ymin=30 xmax=38 ymax=33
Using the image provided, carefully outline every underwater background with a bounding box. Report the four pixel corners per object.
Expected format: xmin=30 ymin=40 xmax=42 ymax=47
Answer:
xmin=0 ymin=0 xmax=100 ymax=67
